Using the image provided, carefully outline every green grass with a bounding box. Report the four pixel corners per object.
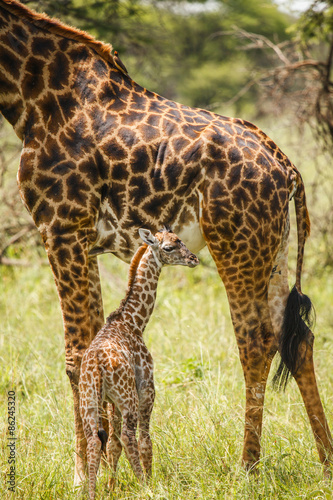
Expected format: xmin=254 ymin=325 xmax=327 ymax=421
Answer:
xmin=1 ymin=245 xmax=333 ymax=499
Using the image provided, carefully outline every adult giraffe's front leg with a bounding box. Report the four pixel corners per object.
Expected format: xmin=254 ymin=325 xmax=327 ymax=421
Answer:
xmin=269 ymin=231 xmax=333 ymax=474
xmin=42 ymin=228 xmax=104 ymax=486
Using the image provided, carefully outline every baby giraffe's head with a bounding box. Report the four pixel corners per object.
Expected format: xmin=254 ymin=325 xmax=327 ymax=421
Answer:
xmin=138 ymin=227 xmax=199 ymax=268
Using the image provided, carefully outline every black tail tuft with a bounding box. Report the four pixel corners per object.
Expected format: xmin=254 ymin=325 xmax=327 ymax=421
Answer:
xmin=98 ymin=429 xmax=108 ymax=449
xmin=272 ymin=359 xmax=291 ymax=391
xmin=273 ymin=285 xmax=315 ymax=391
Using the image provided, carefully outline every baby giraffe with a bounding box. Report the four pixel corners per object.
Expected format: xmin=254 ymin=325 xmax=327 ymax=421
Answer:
xmin=79 ymin=227 xmax=199 ymax=499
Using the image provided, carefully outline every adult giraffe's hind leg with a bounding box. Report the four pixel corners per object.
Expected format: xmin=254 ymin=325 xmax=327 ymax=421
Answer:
xmin=294 ymin=341 xmax=333 ymax=475
xmin=269 ymin=224 xmax=333 ymax=474
xmin=42 ymin=228 xmax=104 ymax=486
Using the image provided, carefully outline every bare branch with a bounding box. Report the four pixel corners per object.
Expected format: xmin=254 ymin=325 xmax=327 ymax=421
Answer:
xmin=0 ymin=257 xmax=48 ymax=266
xmin=209 ymin=27 xmax=291 ymax=66
xmin=0 ymin=224 xmax=36 ymax=256
xmin=233 ymin=27 xmax=291 ymax=66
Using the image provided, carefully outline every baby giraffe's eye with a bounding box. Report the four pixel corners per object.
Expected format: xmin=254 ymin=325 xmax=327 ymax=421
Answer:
xmin=163 ymin=246 xmax=175 ymax=252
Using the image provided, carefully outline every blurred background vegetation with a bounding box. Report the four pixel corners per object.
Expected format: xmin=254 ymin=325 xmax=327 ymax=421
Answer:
xmin=0 ymin=0 xmax=332 ymax=268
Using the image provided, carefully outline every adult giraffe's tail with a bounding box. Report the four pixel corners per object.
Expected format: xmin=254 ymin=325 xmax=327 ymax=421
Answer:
xmin=273 ymin=171 xmax=315 ymax=390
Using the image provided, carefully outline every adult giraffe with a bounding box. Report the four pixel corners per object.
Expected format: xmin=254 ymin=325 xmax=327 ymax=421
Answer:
xmin=0 ymin=0 xmax=331 ymax=484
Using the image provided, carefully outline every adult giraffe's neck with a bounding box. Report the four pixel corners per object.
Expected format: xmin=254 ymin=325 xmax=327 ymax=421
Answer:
xmin=0 ymin=0 xmax=132 ymax=141
xmin=108 ymin=245 xmax=163 ymax=336
xmin=0 ymin=3 xmax=34 ymax=138
xmin=0 ymin=1 xmax=77 ymax=140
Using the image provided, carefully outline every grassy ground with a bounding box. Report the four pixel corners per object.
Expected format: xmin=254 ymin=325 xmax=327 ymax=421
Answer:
xmin=1 ymin=243 xmax=333 ymax=499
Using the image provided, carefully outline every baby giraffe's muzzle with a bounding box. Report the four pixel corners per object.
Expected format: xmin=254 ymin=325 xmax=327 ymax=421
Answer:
xmin=187 ymin=253 xmax=199 ymax=267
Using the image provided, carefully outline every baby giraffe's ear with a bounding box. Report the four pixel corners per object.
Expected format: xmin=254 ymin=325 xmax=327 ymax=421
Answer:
xmin=138 ymin=228 xmax=158 ymax=247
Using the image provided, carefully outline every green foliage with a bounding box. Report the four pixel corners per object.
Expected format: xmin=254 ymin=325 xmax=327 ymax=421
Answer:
xmin=289 ymin=0 xmax=333 ymax=44
xmin=180 ymin=56 xmax=250 ymax=109
xmin=142 ymin=0 xmax=291 ymax=109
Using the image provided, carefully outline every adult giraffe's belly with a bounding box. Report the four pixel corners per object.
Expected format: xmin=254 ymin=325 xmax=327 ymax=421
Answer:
xmin=90 ymin=191 xmax=206 ymax=262
xmin=175 ymin=189 xmax=206 ymax=254
xmin=176 ymin=219 xmax=206 ymax=254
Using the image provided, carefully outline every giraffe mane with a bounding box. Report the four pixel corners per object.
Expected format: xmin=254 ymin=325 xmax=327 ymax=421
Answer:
xmin=0 ymin=0 xmax=127 ymax=75
xmin=106 ymin=243 xmax=149 ymax=323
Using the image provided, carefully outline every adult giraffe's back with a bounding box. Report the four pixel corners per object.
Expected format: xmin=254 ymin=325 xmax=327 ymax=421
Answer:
xmin=0 ymin=0 xmax=331 ymax=484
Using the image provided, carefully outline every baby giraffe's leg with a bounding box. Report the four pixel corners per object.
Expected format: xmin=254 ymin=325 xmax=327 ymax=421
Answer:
xmin=80 ymin=395 xmax=102 ymax=500
xmin=138 ymin=378 xmax=155 ymax=478
xmin=107 ymin=403 xmax=123 ymax=490
xmin=120 ymin=394 xmax=144 ymax=482
xmin=79 ymin=358 xmax=104 ymax=500
xmin=86 ymin=432 xmax=102 ymax=500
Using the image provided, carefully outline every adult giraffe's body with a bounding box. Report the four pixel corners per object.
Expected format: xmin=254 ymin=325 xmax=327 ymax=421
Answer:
xmin=0 ymin=0 xmax=331 ymax=484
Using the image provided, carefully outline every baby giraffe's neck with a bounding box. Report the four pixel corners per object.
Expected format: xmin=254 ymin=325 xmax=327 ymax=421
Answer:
xmin=108 ymin=245 xmax=162 ymax=336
